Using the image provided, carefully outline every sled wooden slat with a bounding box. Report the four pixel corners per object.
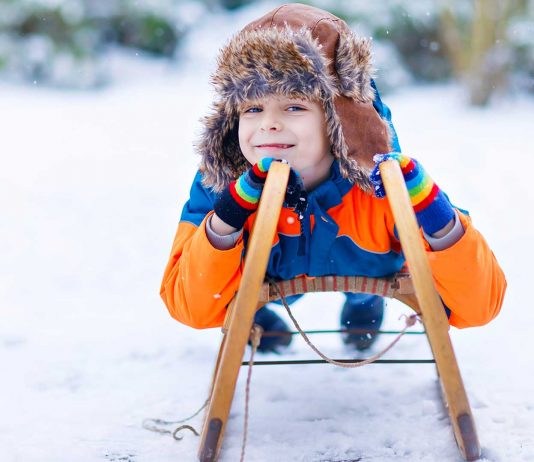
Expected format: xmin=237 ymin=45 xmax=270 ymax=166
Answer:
xmin=255 ymin=273 xmax=420 ymax=316
xmin=198 ymin=161 xmax=481 ymax=461
xmin=198 ymin=161 xmax=290 ymax=462
xmin=379 ymin=159 xmax=481 ymax=460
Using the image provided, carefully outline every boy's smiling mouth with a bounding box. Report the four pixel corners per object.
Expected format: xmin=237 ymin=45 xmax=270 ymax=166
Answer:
xmin=255 ymin=144 xmax=295 ymax=149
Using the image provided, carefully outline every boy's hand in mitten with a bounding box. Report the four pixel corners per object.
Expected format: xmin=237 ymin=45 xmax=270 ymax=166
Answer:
xmin=370 ymin=152 xmax=455 ymax=236
xmin=213 ymin=158 xmax=307 ymax=230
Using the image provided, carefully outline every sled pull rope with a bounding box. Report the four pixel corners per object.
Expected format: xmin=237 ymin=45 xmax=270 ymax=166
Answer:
xmin=142 ymin=398 xmax=208 ymax=440
xmin=240 ymin=324 xmax=262 ymax=462
xmin=268 ymin=276 xmax=420 ymax=369
xmin=141 ymin=324 xmax=263 ymax=462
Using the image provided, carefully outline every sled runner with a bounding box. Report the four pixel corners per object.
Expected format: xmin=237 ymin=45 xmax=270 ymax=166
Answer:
xmin=198 ymin=161 xmax=481 ymax=461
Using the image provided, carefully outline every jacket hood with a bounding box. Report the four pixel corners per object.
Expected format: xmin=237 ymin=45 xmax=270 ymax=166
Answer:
xmin=196 ymin=3 xmax=394 ymax=193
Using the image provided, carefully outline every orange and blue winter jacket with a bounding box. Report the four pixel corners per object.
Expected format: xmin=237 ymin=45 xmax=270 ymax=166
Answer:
xmin=160 ymin=160 xmax=506 ymax=330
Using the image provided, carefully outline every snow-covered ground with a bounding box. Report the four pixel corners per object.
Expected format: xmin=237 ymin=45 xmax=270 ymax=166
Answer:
xmin=2 ymin=9 xmax=534 ymax=462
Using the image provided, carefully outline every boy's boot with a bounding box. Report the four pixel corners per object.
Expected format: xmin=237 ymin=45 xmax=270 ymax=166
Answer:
xmin=252 ymin=306 xmax=292 ymax=353
xmin=340 ymin=293 xmax=385 ymax=351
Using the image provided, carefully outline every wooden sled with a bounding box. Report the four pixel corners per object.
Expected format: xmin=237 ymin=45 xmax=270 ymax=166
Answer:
xmin=198 ymin=161 xmax=481 ymax=461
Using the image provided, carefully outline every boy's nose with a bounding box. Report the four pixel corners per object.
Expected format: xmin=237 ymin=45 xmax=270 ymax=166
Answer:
xmin=260 ymin=116 xmax=282 ymax=131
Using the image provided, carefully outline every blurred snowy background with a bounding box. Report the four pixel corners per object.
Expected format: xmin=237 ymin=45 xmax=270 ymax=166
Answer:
xmin=1 ymin=1 xmax=533 ymax=461
xmin=2 ymin=0 xmax=534 ymax=102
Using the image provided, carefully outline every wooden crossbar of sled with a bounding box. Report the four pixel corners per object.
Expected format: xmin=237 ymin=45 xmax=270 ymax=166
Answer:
xmin=198 ymin=161 xmax=481 ymax=461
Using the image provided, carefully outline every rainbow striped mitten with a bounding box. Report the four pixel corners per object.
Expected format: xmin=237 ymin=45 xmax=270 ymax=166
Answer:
xmin=214 ymin=157 xmax=275 ymax=229
xmin=370 ymin=153 xmax=455 ymax=235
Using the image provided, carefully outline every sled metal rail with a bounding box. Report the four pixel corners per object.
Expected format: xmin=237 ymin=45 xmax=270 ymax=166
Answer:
xmin=242 ymin=358 xmax=436 ymax=366
xmin=260 ymin=328 xmax=427 ymax=336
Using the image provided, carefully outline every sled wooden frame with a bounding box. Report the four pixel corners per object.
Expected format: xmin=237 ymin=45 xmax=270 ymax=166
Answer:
xmin=198 ymin=161 xmax=481 ymax=461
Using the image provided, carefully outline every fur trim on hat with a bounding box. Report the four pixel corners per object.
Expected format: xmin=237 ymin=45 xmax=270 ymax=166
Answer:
xmin=196 ymin=24 xmax=378 ymax=192
xmin=336 ymin=32 xmax=374 ymax=102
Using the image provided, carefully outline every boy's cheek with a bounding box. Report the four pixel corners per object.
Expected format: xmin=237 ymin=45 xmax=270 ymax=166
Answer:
xmin=239 ymin=145 xmax=258 ymax=166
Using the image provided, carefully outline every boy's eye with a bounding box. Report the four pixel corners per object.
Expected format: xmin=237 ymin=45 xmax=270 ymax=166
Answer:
xmin=243 ymin=106 xmax=262 ymax=113
xmin=287 ymin=105 xmax=305 ymax=112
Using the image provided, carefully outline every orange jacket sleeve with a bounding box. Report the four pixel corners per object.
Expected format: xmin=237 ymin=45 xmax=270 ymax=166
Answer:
xmin=160 ymin=211 xmax=245 ymax=329
xmin=426 ymin=211 xmax=507 ymax=328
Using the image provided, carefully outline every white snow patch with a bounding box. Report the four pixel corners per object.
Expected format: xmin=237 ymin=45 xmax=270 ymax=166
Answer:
xmin=1 ymin=37 xmax=534 ymax=462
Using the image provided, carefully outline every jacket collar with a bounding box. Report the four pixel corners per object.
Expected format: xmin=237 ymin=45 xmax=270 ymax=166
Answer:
xmin=306 ymin=160 xmax=355 ymax=213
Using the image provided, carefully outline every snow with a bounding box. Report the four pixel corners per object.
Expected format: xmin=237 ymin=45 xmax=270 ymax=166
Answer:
xmin=2 ymin=24 xmax=534 ymax=462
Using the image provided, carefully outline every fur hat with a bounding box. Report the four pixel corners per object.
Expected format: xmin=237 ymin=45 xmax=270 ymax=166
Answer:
xmin=196 ymin=3 xmax=393 ymax=193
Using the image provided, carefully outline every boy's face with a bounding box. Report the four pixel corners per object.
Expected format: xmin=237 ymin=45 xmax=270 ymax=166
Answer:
xmin=238 ymin=95 xmax=333 ymax=188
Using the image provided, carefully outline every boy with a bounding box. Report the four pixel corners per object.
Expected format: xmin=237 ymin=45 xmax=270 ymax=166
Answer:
xmin=160 ymin=3 xmax=506 ymax=352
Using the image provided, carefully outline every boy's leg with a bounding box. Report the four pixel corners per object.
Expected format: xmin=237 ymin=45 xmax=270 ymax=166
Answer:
xmin=252 ymin=294 xmax=302 ymax=352
xmin=252 ymin=305 xmax=292 ymax=352
xmin=341 ymin=293 xmax=385 ymax=351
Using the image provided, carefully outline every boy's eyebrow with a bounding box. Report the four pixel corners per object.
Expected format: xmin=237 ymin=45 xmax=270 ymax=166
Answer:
xmin=237 ymin=97 xmax=313 ymax=110
xmin=238 ymin=101 xmax=261 ymax=110
xmin=286 ymin=98 xmax=316 ymax=106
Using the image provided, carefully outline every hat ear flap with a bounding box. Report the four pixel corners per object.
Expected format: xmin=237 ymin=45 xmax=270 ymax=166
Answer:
xmin=198 ymin=101 xmax=249 ymax=192
xmin=335 ymin=31 xmax=375 ymax=103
